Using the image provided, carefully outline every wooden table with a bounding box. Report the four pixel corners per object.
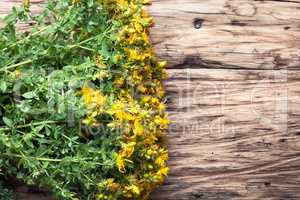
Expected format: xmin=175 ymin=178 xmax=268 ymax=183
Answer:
xmin=1 ymin=0 xmax=300 ymax=199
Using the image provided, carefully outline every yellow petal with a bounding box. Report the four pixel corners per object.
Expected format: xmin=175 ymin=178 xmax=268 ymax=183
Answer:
xmin=133 ymin=119 xmax=144 ymax=136
xmin=22 ymin=0 xmax=30 ymax=7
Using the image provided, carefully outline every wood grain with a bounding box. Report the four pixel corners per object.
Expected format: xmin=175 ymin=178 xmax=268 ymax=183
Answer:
xmin=149 ymin=0 xmax=300 ymax=70
xmin=151 ymin=69 xmax=300 ymax=199
xmin=148 ymin=0 xmax=300 ymax=199
xmin=1 ymin=0 xmax=300 ymax=200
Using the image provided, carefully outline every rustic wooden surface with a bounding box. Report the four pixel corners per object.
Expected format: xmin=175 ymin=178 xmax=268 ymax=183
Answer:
xmin=1 ymin=0 xmax=300 ymax=199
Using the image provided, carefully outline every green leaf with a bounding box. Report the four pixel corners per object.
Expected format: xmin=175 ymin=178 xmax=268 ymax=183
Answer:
xmin=23 ymin=91 xmax=36 ymax=99
xmin=2 ymin=117 xmax=13 ymax=127
xmin=0 ymin=81 xmax=7 ymax=93
xmin=24 ymin=133 xmax=34 ymax=148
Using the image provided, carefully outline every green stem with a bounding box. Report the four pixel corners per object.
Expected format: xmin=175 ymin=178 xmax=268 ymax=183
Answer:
xmin=68 ymin=25 xmax=114 ymax=49
xmin=73 ymin=45 xmax=95 ymax=52
xmin=5 ymin=153 xmax=111 ymax=166
xmin=0 ymin=59 xmax=33 ymax=72
xmin=62 ymin=134 xmax=80 ymax=145
xmin=0 ymin=26 xmax=114 ymax=72
xmin=3 ymin=26 xmax=49 ymax=51
xmin=0 ymin=120 xmax=58 ymax=131
xmin=67 ymin=35 xmax=101 ymax=49
xmin=9 ymin=154 xmax=64 ymax=162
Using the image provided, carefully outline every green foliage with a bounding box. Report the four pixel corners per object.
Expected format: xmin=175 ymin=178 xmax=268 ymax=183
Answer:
xmin=0 ymin=1 xmax=120 ymax=199
xmin=0 ymin=181 xmax=14 ymax=200
xmin=0 ymin=0 xmax=168 ymax=199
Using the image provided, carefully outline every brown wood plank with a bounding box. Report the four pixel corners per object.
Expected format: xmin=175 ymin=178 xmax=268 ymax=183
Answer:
xmin=149 ymin=0 xmax=300 ymax=70
xmin=1 ymin=0 xmax=300 ymax=200
xmin=151 ymin=69 xmax=300 ymax=199
xmin=149 ymin=0 xmax=300 ymax=199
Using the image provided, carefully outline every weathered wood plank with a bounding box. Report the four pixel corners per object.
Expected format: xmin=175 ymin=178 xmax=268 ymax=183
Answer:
xmin=1 ymin=0 xmax=300 ymax=200
xmin=149 ymin=0 xmax=300 ymax=70
xmin=148 ymin=0 xmax=300 ymax=198
xmin=151 ymin=69 xmax=300 ymax=199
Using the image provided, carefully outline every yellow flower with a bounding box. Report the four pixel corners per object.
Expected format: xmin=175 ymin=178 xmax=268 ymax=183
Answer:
xmin=98 ymin=194 xmax=104 ymax=199
xmin=129 ymin=106 xmax=139 ymax=114
xmin=114 ymin=77 xmax=125 ymax=86
xmin=160 ymin=167 xmax=169 ymax=176
xmin=158 ymin=61 xmax=167 ymax=68
xmin=133 ymin=119 xmax=144 ymax=136
xmin=141 ymin=10 xmax=149 ymax=18
xmin=158 ymin=102 xmax=166 ymax=113
xmin=137 ymin=85 xmax=147 ymax=93
xmin=141 ymin=95 xmax=151 ymax=103
xmin=116 ymin=142 xmax=135 ymax=173
xmin=96 ymin=71 xmax=109 ymax=80
xmin=82 ymin=87 xmax=94 ymax=105
xmin=81 ymin=87 xmax=107 ymax=125
xmin=155 ymin=151 xmax=168 ymax=167
xmin=71 ymin=0 xmax=81 ymax=4
xmin=15 ymin=70 xmax=22 ymax=78
xmin=106 ymin=178 xmax=114 ymax=184
xmin=130 ymin=185 xmax=140 ymax=195
xmin=111 ymin=101 xmax=125 ymax=111
xmin=117 ymin=0 xmax=128 ymax=10
xmin=109 ymin=101 xmax=134 ymax=121
xmin=127 ymin=33 xmax=138 ymax=45
xmin=132 ymin=69 xmax=142 ymax=83
xmin=140 ymin=51 xmax=152 ymax=61
xmin=144 ymin=134 xmax=158 ymax=145
xmin=106 ymin=178 xmax=120 ymax=191
xmin=147 ymin=149 xmax=154 ymax=156
xmin=125 ymin=48 xmax=141 ymax=61
xmin=121 ymin=142 xmax=136 ymax=158
xmin=141 ymin=32 xmax=150 ymax=45
xmin=114 ymin=54 xmax=123 ymax=62
xmin=82 ymin=87 xmax=107 ymax=109
xmin=151 ymin=97 xmax=159 ymax=105
xmin=82 ymin=115 xmax=97 ymax=126
xmin=134 ymin=22 xmax=143 ymax=33
xmin=154 ymin=115 xmax=169 ymax=129
xmin=22 ymin=0 xmax=30 ymax=7
xmin=93 ymin=90 xmax=107 ymax=107
xmin=95 ymin=55 xmax=106 ymax=69
xmin=124 ymin=185 xmax=140 ymax=196
xmin=142 ymin=0 xmax=151 ymax=5
xmin=152 ymin=82 xmax=165 ymax=97
xmin=116 ymin=153 xmax=126 ymax=173
xmin=156 ymin=167 xmax=169 ymax=181
xmin=141 ymin=10 xmax=153 ymax=24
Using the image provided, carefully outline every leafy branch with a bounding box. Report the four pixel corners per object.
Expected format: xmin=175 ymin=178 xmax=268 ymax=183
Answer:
xmin=0 ymin=120 xmax=59 ymax=131
xmin=4 ymin=153 xmax=113 ymax=166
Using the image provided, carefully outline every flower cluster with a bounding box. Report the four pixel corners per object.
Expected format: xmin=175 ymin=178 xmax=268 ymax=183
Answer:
xmin=85 ymin=0 xmax=170 ymax=198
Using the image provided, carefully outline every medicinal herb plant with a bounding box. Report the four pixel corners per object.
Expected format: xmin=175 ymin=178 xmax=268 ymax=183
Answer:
xmin=0 ymin=0 xmax=169 ymax=199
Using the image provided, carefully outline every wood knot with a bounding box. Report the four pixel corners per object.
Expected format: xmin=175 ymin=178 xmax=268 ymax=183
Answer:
xmin=193 ymin=18 xmax=204 ymax=29
xmin=264 ymin=182 xmax=271 ymax=187
xmin=226 ymin=2 xmax=257 ymax=17
xmin=279 ymin=138 xmax=287 ymax=143
xmin=231 ymin=20 xmax=247 ymax=26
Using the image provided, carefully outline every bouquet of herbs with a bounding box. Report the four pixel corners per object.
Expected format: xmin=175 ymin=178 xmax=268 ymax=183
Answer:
xmin=0 ymin=0 xmax=169 ymax=199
